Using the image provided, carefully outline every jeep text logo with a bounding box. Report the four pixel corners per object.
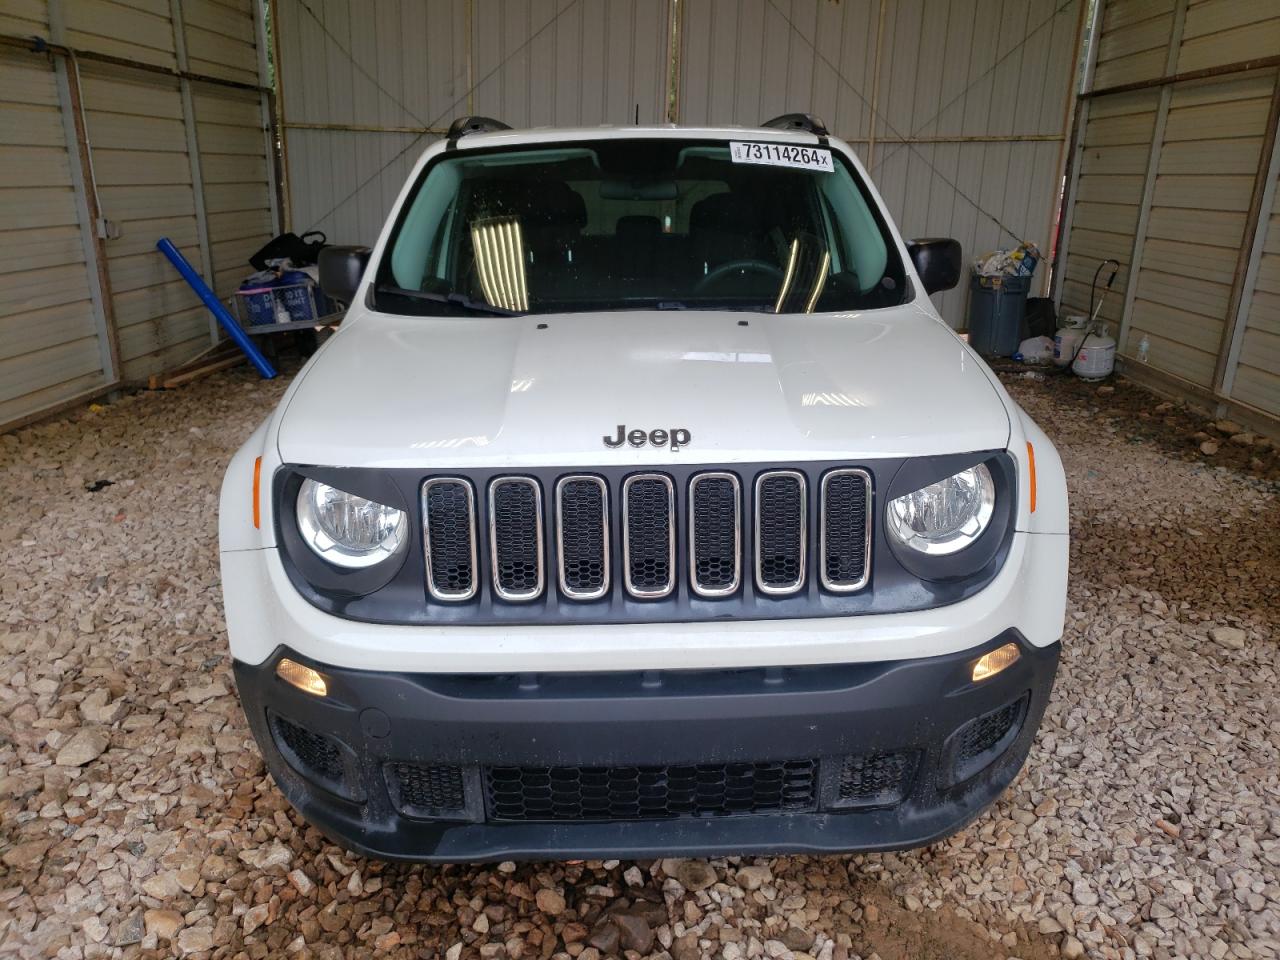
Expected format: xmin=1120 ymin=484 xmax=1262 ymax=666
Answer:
xmin=603 ymin=425 xmax=692 ymax=452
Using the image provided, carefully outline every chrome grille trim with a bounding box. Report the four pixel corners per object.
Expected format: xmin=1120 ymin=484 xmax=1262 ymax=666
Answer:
xmin=754 ymin=470 xmax=807 ymax=596
xmin=488 ymin=477 xmax=545 ymax=602
xmin=820 ymin=468 xmax=872 ymax=593
xmin=622 ymin=473 xmax=676 ymax=599
xmin=421 ymin=477 xmax=478 ymax=602
xmin=555 ymin=475 xmax=610 ymax=600
xmin=689 ymin=472 xmax=741 ymax=598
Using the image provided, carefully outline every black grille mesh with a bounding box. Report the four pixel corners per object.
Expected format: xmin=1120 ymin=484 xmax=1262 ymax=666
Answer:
xmin=425 ymin=480 xmax=475 ymax=597
xmin=692 ymin=477 xmax=738 ymax=592
xmin=559 ymin=479 xmax=607 ymax=596
xmin=272 ymin=715 xmax=344 ymax=784
xmin=823 ymin=472 xmax=870 ymax=588
xmin=491 ymin=480 xmax=541 ymax=597
xmin=486 ymin=760 xmax=818 ymax=821
xmin=625 ymin=477 xmax=673 ymax=594
xmin=836 ymin=750 xmax=917 ymax=808
xmin=957 ymin=695 xmax=1026 ymax=764
xmin=386 ymin=762 xmax=466 ymax=815
xmin=757 ymin=474 xmax=804 ymax=590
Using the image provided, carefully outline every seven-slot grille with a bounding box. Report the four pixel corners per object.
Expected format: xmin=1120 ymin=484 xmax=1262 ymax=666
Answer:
xmin=420 ymin=468 xmax=871 ymax=603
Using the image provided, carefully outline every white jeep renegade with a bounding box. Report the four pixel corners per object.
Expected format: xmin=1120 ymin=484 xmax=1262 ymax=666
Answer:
xmin=219 ymin=114 xmax=1069 ymax=862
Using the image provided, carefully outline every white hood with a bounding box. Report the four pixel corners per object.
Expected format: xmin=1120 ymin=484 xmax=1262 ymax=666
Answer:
xmin=275 ymin=304 xmax=1010 ymax=468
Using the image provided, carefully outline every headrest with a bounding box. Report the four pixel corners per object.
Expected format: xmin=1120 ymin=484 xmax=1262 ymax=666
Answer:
xmin=690 ymin=193 xmax=763 ymax=234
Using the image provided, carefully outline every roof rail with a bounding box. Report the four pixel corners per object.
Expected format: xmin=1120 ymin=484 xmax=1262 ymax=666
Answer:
xmin=761 ymin=113 xmax=830 ymax=137
xmin=446 ymin=116 xmax=512 ymax=140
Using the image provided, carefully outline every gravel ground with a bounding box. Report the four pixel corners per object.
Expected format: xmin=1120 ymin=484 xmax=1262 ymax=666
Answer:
xmin=0 ymin=363 xmax=1277 ymax=960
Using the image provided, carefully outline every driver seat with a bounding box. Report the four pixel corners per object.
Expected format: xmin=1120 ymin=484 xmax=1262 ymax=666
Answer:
xmin=689 ymin=193 xmax=773 ymax=273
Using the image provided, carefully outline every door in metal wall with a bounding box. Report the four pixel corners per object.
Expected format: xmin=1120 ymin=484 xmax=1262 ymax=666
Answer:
xmin=0 ymin=49 xmax=112 ymax=427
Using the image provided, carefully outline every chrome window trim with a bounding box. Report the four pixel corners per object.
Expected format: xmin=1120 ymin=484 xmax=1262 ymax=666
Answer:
xmin=555 ymin=474 xmax=610 ymax=601
xmin=819 ymin=467 xmax=873 ymax=593
xmin=488 ymin=477 xmax=545 ymax=602
xmin=688 ymin=471 xmax=741 ymax=598
xmin=421 ymin=477 xmax=479 ymax=602
xmin=621 ymin=473 xmax=676 ymax=600
xmin=754 ymin=469 xmax=807 ymax=596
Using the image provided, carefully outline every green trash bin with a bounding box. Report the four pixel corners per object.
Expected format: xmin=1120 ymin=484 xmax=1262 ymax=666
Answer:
xmin=967 ymin=273 xmax=1031 ymax=357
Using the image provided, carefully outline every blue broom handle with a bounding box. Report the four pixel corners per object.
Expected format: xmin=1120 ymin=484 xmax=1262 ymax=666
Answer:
xmin=155 ymin=237 xmax=277 ymax=379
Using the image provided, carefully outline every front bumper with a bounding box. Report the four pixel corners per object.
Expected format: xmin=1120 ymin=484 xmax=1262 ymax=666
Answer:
xmin=234 ymin=632 xmax=1059 ymax=862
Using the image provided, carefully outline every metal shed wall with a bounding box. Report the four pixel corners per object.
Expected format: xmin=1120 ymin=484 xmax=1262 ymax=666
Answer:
xmin=0 ymin=44 xmax=114 ymax=426
xmin=677 ymin=0 xmax=1084 ymax=329
xmin=1057 ymin=0 xmax=1280 ymax=431
xmin=274 ymin=0 xmax=672 ymax=243
xmin=0 ymin=0 xmax=277 ymax=431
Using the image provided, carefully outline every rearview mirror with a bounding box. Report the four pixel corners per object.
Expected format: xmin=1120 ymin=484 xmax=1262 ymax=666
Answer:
xmin=318 ymin=245 xmax=371 ymax=305
xmin=907 ymin=238 xmax=962 ymax=295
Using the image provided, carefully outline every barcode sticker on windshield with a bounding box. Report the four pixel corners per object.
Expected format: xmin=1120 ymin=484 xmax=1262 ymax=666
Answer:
xmin=730 ymin=141 xmax=834 ymax=172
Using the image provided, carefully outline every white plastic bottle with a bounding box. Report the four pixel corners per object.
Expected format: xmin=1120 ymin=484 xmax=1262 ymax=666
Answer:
xmin=1137 ymin=336 xmax=1150 ymax=363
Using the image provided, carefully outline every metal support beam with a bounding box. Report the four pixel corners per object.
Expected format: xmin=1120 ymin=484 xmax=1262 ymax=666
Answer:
xmin=49 ymin=1 xmax=120 ymax=388
xmin=1216 ymin=70 xmax=1280 ymax=396
xmin=253 ymin=0 xmax=282 ymax=237
xmin=1052 ymin=0 xmax=1105 ymax=313
xmin=1115 ymin=0 xmax=1187 ymax=356
xmin=170 ymin=0 xmax=220 ymax=347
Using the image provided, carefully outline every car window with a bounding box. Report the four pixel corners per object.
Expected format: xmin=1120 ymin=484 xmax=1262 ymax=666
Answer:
xmin=375 ymin=139 xmax=908 ymax=316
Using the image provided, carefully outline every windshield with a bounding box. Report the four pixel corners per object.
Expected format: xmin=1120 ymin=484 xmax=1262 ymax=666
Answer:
xmin=373 ymin=138 xmax=909 ymax=316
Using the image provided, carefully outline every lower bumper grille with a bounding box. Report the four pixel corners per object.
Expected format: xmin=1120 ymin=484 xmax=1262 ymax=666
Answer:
xmin=834 ymin=750 xmax=919 ymax=809
xmin=485 ymin=760 xmax=819 ymax=822
xmin=386 ymin=762 xmax=468 ymax=818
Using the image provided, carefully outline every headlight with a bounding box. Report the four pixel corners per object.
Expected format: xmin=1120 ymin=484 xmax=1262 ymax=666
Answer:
xmin=296 ymin=479 xmax=407 ymax=568
xmin=886 ymin=463 xmax=995 ymax=555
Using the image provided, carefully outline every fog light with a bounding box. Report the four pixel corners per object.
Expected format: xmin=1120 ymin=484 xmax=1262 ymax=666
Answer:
xmin=276 ymin=658 xmax=328 ymax=697
xmin=972 ymin=643 xmax=1020 ymax=682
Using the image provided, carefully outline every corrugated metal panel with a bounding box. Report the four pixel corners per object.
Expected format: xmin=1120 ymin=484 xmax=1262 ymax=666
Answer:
xmin=184 ymin=0 xmax=260 ymax=84
xmin=678 ymin=0 xmax=1082 ymax=328
xmin=80 ymin=61 xmax=207 ymax=381
xmin=276 ymin=0 xmax=670 ymax=242
xmin=0 ymin=0 xmax=47 ymax=35
xmin=193 ymin=83 xmax=274 ymax=296
xmin=0 ymin=49 xmax=108 ymax=426
xmin=1123 ymin=72 xmax=1271 ymax=387
xmin=1178 ymin=0 xmax=1280 ymax=73
xmin=64 ymin=0 xmax=179 ymax=71
xmin=1092 ymin=0 xmax=1174 ymax=89
xmin=1061 ymin=90 xmax=1160 ymax=329
xmin=1232 ymin=150 xmax=1280 ymax=415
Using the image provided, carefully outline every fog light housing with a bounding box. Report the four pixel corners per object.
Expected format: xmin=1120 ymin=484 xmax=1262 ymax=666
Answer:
xmin=276 ymin=658 xmax=328 ymax=697
xmin=972 ymin=643 xmax=1020 ymax=682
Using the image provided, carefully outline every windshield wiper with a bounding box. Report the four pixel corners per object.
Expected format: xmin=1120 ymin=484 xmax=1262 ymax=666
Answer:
xmin=374 ymin=285 xmax=523 ymax=316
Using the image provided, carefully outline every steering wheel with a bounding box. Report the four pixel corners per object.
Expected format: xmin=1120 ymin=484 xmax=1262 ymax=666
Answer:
xmin=694 ymin=259 xmax=785 ymax=296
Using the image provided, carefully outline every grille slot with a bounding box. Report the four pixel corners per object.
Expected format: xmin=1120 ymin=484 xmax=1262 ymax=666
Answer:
xmin=485 ymin=759 xmax=818 ymax=821
xmin=820 ymin=469 xmax=872 ymax=592
xmin=689 ymin=472 xmax=741 ymax=597
xmin=385 ymin=762 xmax=467 ymax=817
xmin=272 ymin=714 xmax=344 ymax=784
xmin=834 ymin=750 xmax=918 ymax=809
xmin=422 ymin=478 xmax=478 ymax=601
xmin=488 ymin=478 xmax=544 ymax=601
xmin=755 ymin=470 xmax=807 ymax=595
xmin=957 ymin=694 xmax=1027 ymax=764
xmin=622 ymin=474 xmax=675 ymax=598
xmin=556 ymin=476 xmax=610 ymax=600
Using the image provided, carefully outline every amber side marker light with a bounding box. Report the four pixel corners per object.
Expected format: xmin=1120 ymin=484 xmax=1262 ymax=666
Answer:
xmin=972 ymin=642 xmax=1020 ymax=683
xmin=276 ymin=658 xmax=328 ymax=697
xmin=1026 ymin=441 xmax=1037 ymax=513
xmin=252 ymin=456 xmax=263 ymax=529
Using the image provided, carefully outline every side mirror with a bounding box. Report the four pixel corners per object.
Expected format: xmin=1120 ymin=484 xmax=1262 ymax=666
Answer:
xmin=317 ymin=245 xmax=371 ymax=304
xmin=907 ymin=238 xmax=962 ymax=295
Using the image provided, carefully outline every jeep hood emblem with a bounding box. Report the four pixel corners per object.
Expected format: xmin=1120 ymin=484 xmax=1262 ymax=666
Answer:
xmin=603 ymin=424 xmax=691 ymax=452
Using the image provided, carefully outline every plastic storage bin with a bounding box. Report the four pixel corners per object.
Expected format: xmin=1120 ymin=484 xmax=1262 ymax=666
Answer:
xmin=967 ymin=273 xmax=1031 ymax=357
